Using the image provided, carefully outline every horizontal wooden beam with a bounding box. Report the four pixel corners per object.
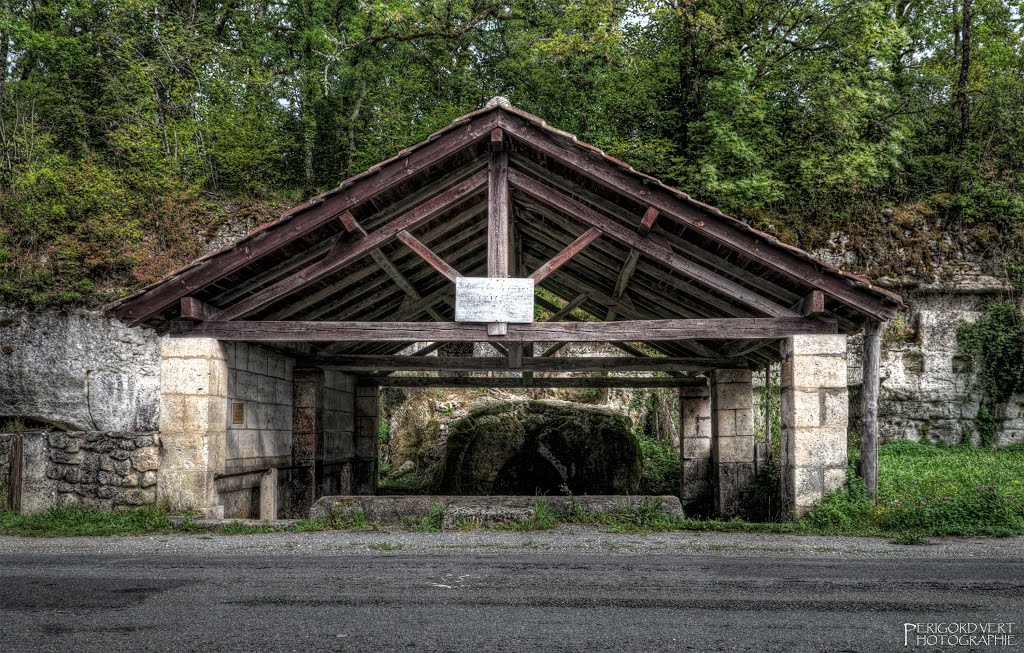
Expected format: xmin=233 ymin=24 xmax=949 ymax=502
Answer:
xmin=358 ymin=375 xmax=707 ymax=389
xmin=170 ymin=317 xmax=837 ymax=343
xmin=316 ymin=355 xmax=746 ymax=372
xmin=180 ymin=297 xmax=215 ymax=321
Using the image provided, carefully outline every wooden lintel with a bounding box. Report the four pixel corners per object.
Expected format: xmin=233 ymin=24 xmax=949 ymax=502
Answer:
xmin=396 ymin=231 xmax=460 ymax=281
xmin=528 ymin=227 xmax=601 ymax=283
xmin=171 ymin=317 xmax=838 ymax=343
xmin=180 ymin=297 xmax=215 ymax=321
xmin=315 ymin=355 xmax=744 ymax=373
xmin=359 ymin=376 xmax=706 ymax=389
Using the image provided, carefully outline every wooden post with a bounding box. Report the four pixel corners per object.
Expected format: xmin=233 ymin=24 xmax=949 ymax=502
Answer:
xmin=861 ymin=320 xmax=882 ymax=503
xmin=764 ymin=365 xmax=772 ymax=447
xmin=488 ymin=128 xmax=509 ymax=336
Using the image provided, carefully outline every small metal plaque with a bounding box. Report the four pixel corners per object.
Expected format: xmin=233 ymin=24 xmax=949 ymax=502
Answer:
xmin=231 ymin=402 xmax=245 ymax=425
xmin=455 ymin=277 xmax=535 ymax=323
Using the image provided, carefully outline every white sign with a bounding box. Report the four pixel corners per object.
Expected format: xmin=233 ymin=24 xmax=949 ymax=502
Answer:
xmin=455 ymin=277 xmax=535 ymax=323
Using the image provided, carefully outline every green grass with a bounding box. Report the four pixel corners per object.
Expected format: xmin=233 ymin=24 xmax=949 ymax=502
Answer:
xmin=0 ymin=504 xmax=176 ymax=537
xmin=2 ymin=442 xmax=1021 ymax=539
xmin=804 ymin=441 xmax=1024 ymax=537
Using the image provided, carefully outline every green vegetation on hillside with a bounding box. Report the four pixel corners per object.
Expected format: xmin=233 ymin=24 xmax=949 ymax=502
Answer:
xmin=2 ymin=0 xmax=1024 ymax=306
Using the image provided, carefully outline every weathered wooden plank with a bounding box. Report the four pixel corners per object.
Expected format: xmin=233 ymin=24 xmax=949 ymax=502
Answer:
xmin=509 ymin=170 xmax=796 ymax=319
xmin=528 ymin=227 xmax=602 ymax=283
xmin=172 ymin=317 xmax=837 ymax=342
xmin=113 ymin=114 xmax=498 ymax=324
xmin=639 ymin=207 xmax=659 ymax=234
xmin=210 ymin=170 xmax=487 ymax=321
xmin=397 ymin=230 xmax=460 ymax=281
xmin=317 ymin=355 xmax=744 ymax=372
xmin=499 ymin=112 xmax=899 ymax=320
xmin=861 ymin=320 xmax=882 ymax=503
xmin=361 ymin=375 xmax=707 ymax=389
xmin=338 ymin=211 xmax=364 ymax=235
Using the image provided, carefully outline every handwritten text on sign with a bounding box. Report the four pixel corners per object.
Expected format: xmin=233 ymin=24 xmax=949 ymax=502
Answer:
xmin=455 ymin=277 xmax=535 ymax=323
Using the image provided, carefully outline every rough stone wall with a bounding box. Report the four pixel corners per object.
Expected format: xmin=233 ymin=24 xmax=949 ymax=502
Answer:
xmin=323 ymin=371 xmax=356 ymax=466
xmin=17 ymin=431 xmax=160 ymax=512
xmin=0 ymin=308 xmax=161 ymax=431
xmin=845 ymin=275 xmax=1024 ymax=447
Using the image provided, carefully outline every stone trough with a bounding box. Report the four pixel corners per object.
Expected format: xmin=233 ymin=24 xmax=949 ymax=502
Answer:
xmin=310 ymin=494 xmax=684 ymax=529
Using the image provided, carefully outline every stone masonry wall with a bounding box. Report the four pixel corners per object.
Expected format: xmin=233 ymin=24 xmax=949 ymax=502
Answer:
xmin=0 ymin=434 xmax=11 ymax=510
xmin=26 ymin=431 xmax=159 ymax=512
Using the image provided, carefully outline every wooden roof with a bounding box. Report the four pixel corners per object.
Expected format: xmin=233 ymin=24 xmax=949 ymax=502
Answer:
xmin=107 ymin=98 xmax=902 ymax=372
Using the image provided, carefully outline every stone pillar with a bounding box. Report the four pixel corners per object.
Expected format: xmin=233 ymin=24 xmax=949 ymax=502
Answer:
xmin=158 ymin=338 xmax=227 ymax=518
xmin=352 ymin=382 xmax=379 ymax=495
xmin=260 ymin=468 xmax=278 ymax=520
xmin=679 ymin=386 xmax=712 ymax=516
xmin=711 ymin=369 xmax=755 ymax=517
xmin=290 ymin=368 xmax=324 ymax=513
xmin=780 ymin=334 xmax=849 ymax=516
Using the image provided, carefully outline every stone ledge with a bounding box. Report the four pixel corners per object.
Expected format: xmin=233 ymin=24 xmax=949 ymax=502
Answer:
xmin=309 ymin=495 xmax=684 ymax=524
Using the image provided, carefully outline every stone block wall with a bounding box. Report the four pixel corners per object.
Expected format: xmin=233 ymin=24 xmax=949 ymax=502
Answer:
xmin=323 ymin=371 xmax=356 ymax=495
xmin=0 ymin=434 xmax=11 ymax=510
xmin=710 ymin=369 xmax=755 ymax=517
xmin=780 ymin=335 xmax=849 ymax=516
xmin=225 ymin=342 xmax=294 ymax=473
xmin=679 ymin=387 xmax=712 ymax=515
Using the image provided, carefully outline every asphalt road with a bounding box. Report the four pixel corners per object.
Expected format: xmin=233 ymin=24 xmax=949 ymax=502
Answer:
xmin=1 ymin=532 xmax=1022 ymax=652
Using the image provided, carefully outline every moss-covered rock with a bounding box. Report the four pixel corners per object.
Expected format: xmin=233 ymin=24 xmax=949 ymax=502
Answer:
xmin=434 ymin=400 xmax=641 ymax=495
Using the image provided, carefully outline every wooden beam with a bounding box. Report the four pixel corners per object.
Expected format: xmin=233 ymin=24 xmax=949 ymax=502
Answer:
xmin=411 ymin=341 xmax=445 ymax=357
xmin=112 ymin=114 xmax=498 ymax=324
xmin=528 ymin=227 xmax=601 ymax=283
xmin=498 ymin=111 xmax=900 ymax=320
xmin=338 ymin=211 xmax=365 ymax=236
xmin=507 ymin=343 xmax=524 ymax=369
xmin=209 ymin=170 xmax=487 ymax=322
xmin=317 ymin=355 xmax=744 ymax=372
xmin=180 ymin=297 xmax=215 ymax=321
xmin=798 ymin=290 xmax=826 ymax=317
xmin=509 ymin=170 xmax=796 ymax=319
xmin=543 ymin=293 xmax=588 ymax=322
xmin=861 ymin=320 xmax=882 ymax=504
xmin=361 ymin=376 xmax=707 ymax=389
xmin=487 ymin=129 xmax=510 ymax=336
xmin=396 ymin=231 xmax=460 ymax=282
xmin=368 ymin=249 xmax=445 ymax=322
xmin=171 ymin=317 xmax=838 ymax=343
xmin=639 ymin=207 xmax=659 ymax=235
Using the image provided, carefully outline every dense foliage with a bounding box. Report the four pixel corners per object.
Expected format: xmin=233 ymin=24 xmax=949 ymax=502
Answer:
xmin=957 ymin=301 xmax=1024 ymax=402
xmin=2 ymin=0 xmax=1024 ymax=306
